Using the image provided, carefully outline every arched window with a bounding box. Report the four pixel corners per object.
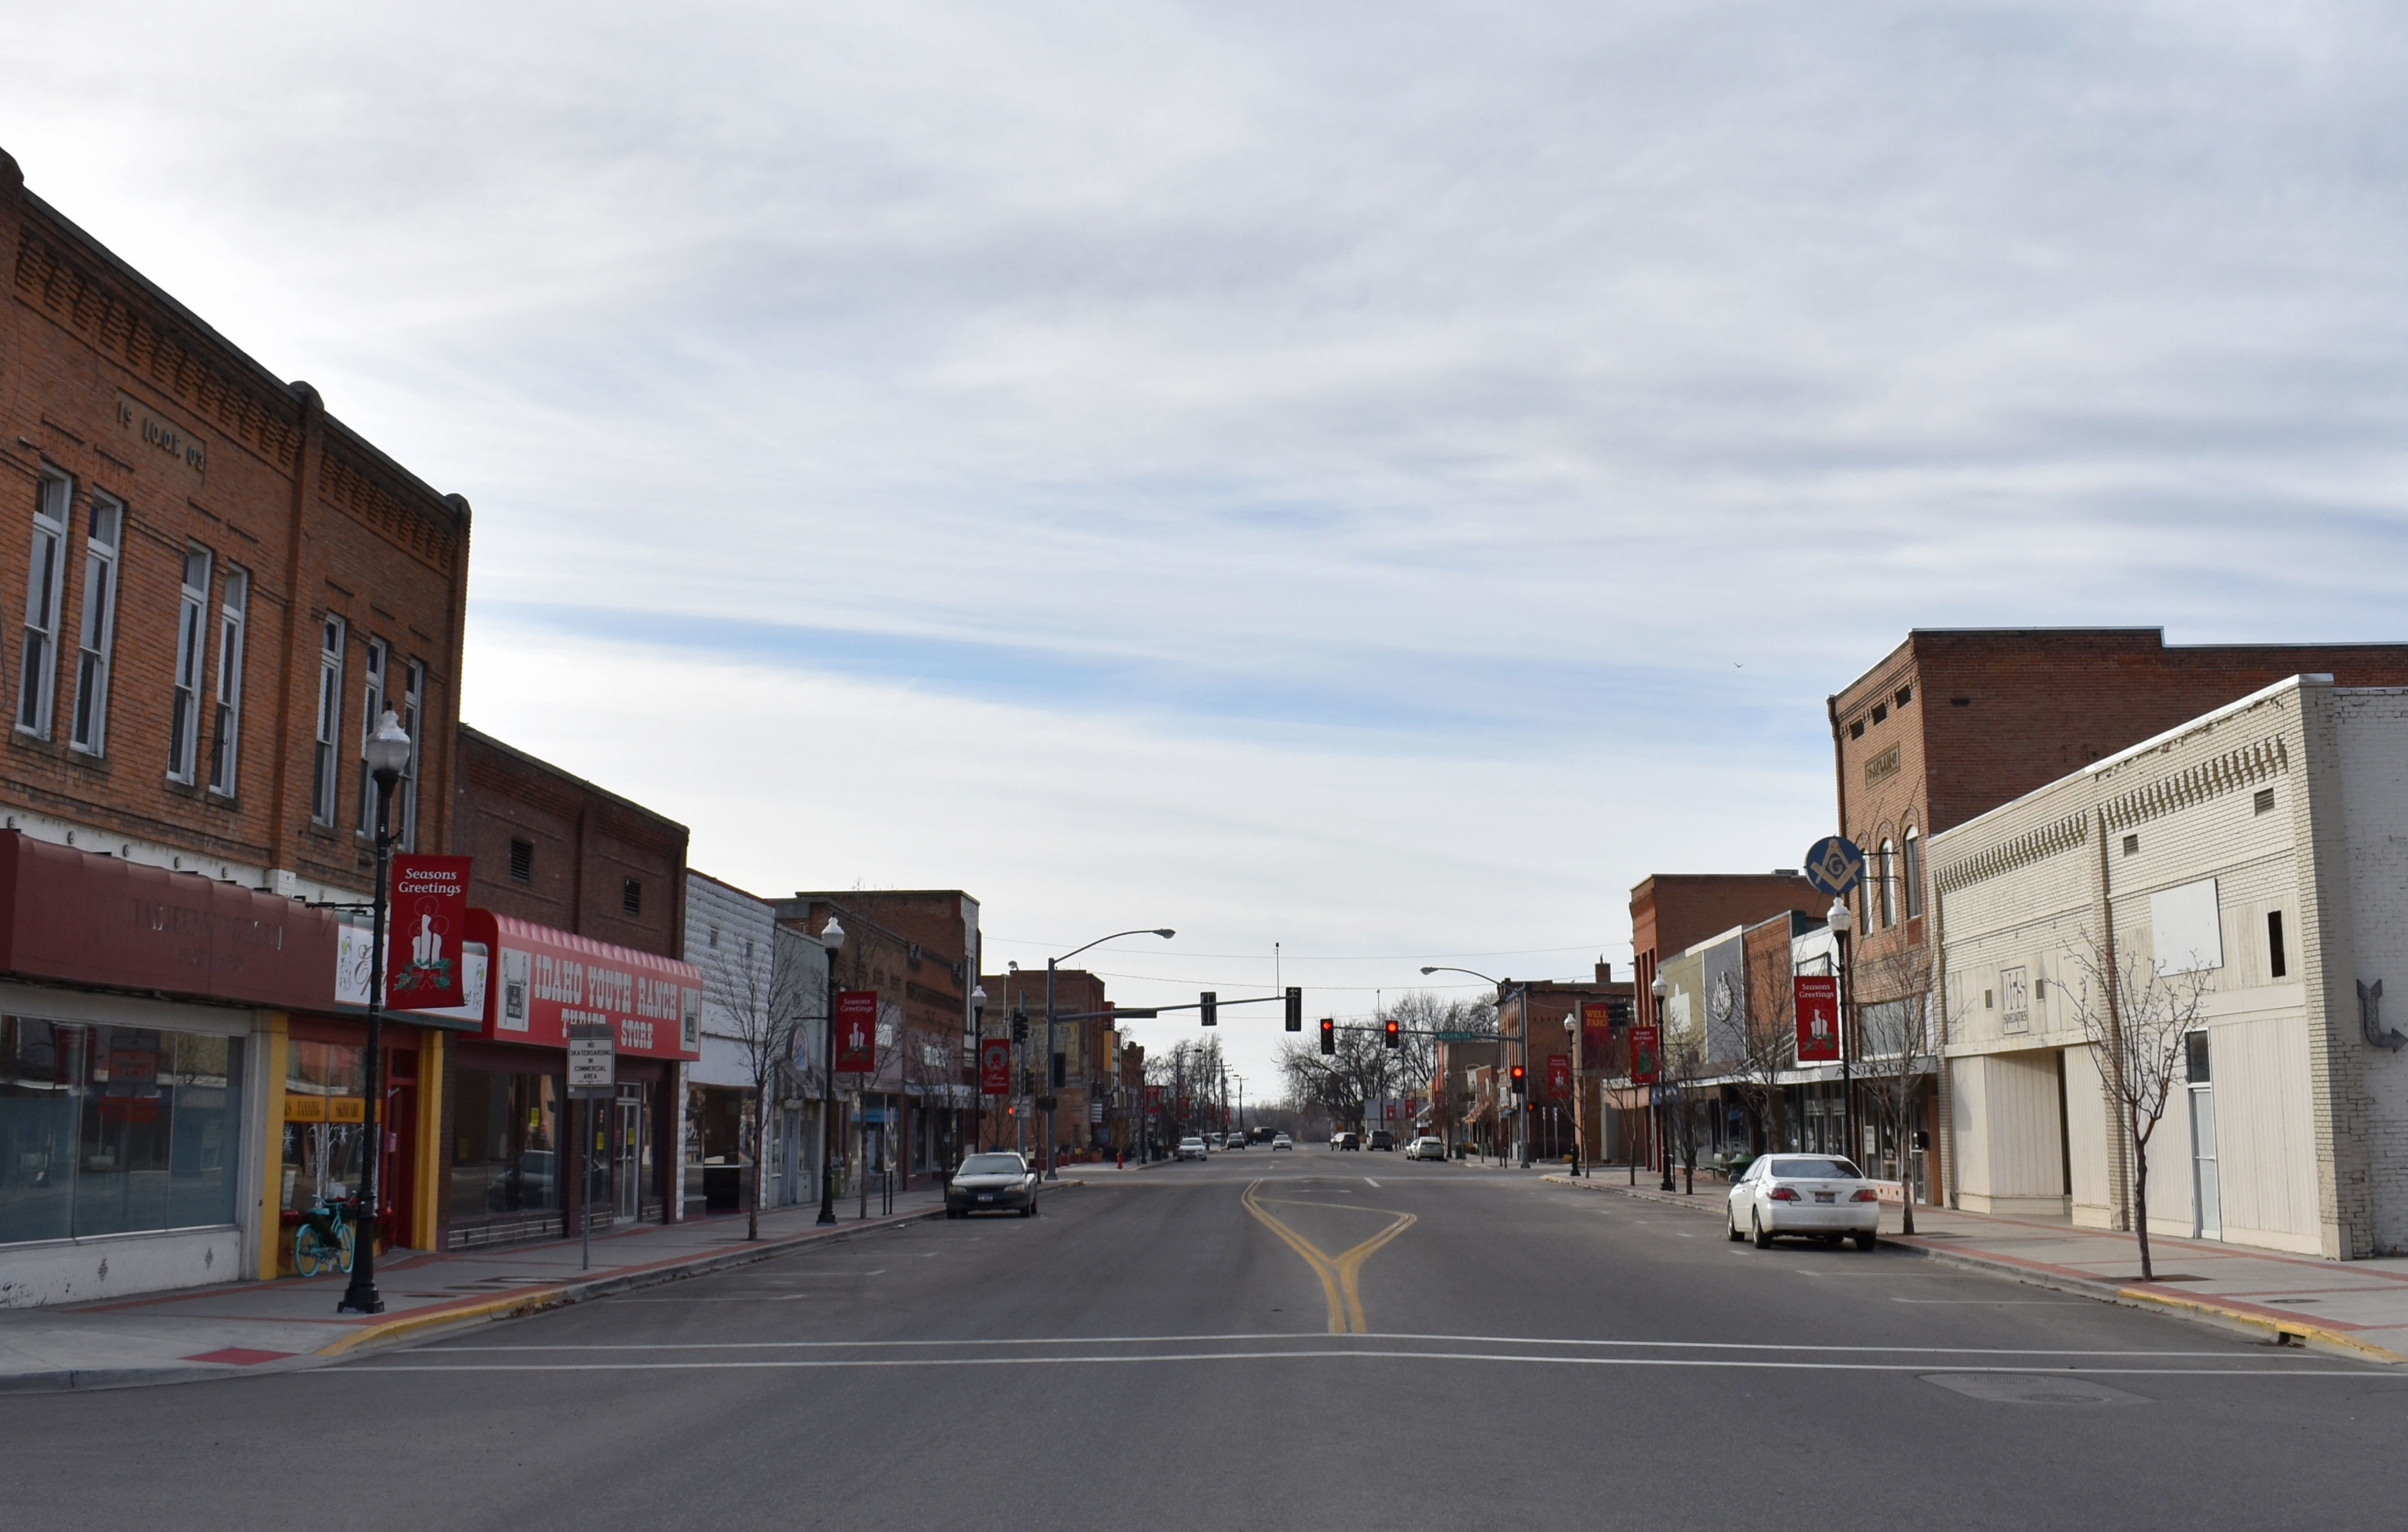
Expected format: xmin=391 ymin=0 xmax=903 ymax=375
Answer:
xmin=1901 ymin=827 xmax=1923 ymax=920
xmin=1879 ymin=838 xmax=1898 ymax=928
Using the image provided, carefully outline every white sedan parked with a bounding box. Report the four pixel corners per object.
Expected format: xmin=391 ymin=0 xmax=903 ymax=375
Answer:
xmin=1726 ymin=1155 xmax=1881 ymax=1250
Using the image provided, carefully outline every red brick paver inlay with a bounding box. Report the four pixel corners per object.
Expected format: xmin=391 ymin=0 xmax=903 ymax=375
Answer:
xmin=181 ymin=1347 xmax=294 ymax=1365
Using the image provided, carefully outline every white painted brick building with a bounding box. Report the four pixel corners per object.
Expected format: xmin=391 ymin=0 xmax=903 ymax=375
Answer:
xmin=1928 ymin=675 xmax=2408 ymax=1260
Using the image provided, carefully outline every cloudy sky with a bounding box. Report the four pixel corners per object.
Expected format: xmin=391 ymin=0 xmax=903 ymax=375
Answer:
xmin=9 ymin=2 xmax=2406 ymax=1088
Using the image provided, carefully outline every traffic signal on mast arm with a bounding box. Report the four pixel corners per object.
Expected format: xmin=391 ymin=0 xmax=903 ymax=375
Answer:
xmin=1320 ymin=1018 xmax=1336 ymax=1057
xmin=1011 ymin=1008 xmax=1028 ymax=1044
xmin=1509 ymin=1063 xmax=1527 ymax=1096
xmin=1285 ymin=987 xmax=1303 ymax=1030
xmin=1383 ymin=1017 xmax=1400 ymax=1049
xmin=1200 ymin=991 xmax=1217 ymax=1027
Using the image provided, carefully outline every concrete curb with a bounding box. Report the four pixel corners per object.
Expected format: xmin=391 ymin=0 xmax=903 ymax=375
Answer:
xmin=0 ymin=1186 xmax=1078 ymax=1393
xmin=1538 ymin=1172 xmax=2403 ymax=1366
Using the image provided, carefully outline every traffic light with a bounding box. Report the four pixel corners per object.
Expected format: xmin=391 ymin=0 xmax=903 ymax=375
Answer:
xmin=1383 ymin=1017 xmax=1400 ymax=1050
xmin=1051 ymin=1052 xmax=1066 ymax=1088
xmin=1200 ymin=990 xmax=1217 ymax=1027
xmin=1011 ymin=1008 xmax=1028 ymax=1044
xmin=1319 ymin=1018 xmax=1335 ymax=1057
xmin=1285 ymin=987 xmax=1303 ymax=1031
xmin=1509 ymin=1063 xmax=1527 ymax=1096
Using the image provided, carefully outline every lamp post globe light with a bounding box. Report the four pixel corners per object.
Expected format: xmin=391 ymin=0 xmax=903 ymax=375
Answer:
xmin=815 ymin=914 xmax=846 ymax=1226
xmin=1046 ymin=928 xmax=1173 ymax=1181
xmin=1825 ymin=897 xmax=1854 ymax=1165
xmin=336 ymin=711 xmax=413 ymax=1316
xmin=1650 ymin=973 xmax=1674 ymax=1193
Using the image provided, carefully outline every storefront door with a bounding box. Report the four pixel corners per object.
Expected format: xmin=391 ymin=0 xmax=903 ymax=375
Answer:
xmin=615 ymin=1092 xmax=641 ymax=1220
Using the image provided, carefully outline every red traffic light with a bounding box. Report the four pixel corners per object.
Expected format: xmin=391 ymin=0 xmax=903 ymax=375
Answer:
xmin=1382 ymin=1018 xmax=1400 ymax=1049
xmin=1319 ymin=1017 xmax=1335 ymax=1057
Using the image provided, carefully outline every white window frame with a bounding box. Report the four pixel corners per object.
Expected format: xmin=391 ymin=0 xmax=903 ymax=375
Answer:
xmin=17 ymin=469 xmax=71 ymax=738
xmin=311 ymin=617 xmax=345 ymax=824
xmin=165 ymin=546 xmax=212 ymax=783
xmin=398 ymin=657 xmax=424 ymax=851
xmin=1878 ymin=838 xmax=1898 ymax=929
xmin=356 ymin=637 xmax=387 ymax=835
xmin=1901 ymin=826 xmax=1922 ymax=920
xmin=69 ymin=492 xmax=123 ymax=755
xmin=207 ymin=566 xmax=247 ymax=796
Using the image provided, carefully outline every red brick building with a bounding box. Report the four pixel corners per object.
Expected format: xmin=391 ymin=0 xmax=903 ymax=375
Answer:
xmin=978 ymin=965 xmax=1112 ymax=1167
xmin=780 ymin=891 xmax=981 ymax=1187
xmin=444 ymin=726 xmax=691 ymax=1248
xmin=0 ymin=145 xmax=472 ymax=1298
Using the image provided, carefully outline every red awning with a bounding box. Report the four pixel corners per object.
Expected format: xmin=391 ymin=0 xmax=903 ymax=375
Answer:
xmin=0 ymin=832 xmax=337 ymax=1010
xmin=466 ymin=909 xmax=701 ymax=1060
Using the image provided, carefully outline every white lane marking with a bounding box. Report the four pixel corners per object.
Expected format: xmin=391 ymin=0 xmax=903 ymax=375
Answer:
xmin=341 ymin=1351 xmax=2368 ymax=1376
xmin=423 ymin=1331 xmax=2274 ymax=1359
xmin=1365 ymin=1178 xmax=1380 ymax=1188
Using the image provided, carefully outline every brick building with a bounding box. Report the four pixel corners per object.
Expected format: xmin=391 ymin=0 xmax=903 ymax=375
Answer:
xmin=1832 ymin=630 xmax=2408 ymax=1211
xmin=442 ymin=727 xmax=693 ymax=1249
xmin=1495 ymin=964 xmax=1631 ymax=1165
xmin=978 ymin=965 xmax=1111 ymax=1167
xmin=780 ymin=891 xmax=981 ymax=1188
xmin=0 ymin=144 xmax=472 ymax=1300
xmin=1929 ymin=675 xmax=2408 ymax=1259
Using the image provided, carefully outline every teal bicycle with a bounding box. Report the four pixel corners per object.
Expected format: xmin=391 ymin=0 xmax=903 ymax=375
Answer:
xmin=292 ymin=1193 xmax=359 ymax=1277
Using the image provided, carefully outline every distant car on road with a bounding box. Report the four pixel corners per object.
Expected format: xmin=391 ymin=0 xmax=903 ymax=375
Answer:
xmin=946 ymin=1152 xmax=1039 ymax=1218
xmin=1330 ymin=1131 xmax=1361 ymax=1151
xmin=1271 ymin=1134 xmax=1294 ymax=1150
xmin=1404 ymin=1136 xmax=1445 ymax=1161
xmin=1222 ymin=1133 xmax=1245 ymax=1150
xmin=1726 ymin=1154 xmax=1880 ymax=1249
xmin=1176 ymin=1136 xmax=1209 ymax=1161
xmin=1366 ymin=1130 xmax=1396 ymax=1151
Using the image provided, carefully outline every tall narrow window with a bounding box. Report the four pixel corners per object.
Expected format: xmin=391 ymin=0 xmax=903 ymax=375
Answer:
xmin=1901 ymin=826 xmax=1923 ymax=920
xmin=69 ymin=494 xmax=123 ymax=754
xmin=165 ymin=547 xmax=211 ymax=782
xmin=356 ymin=639 xmax=386 ymax=834
xmin=18 ymin=470 xmax=70 ymax=737
xmin=2268 ymin=910 xmax=2288 ymax=980
xmin=398 ymin=658 xmax=424 ymax=851
xmin=311 ymin=618 xmax=344 ymax=824
xmin=1878 ymin=838 xmax=1898 ymax=928
xmin=207 ymin=567 xmax=247 ymax=796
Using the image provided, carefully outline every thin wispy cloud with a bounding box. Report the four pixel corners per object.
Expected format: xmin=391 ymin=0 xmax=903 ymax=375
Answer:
xmin=11 ymin=2 xmax=2406 ymax=1076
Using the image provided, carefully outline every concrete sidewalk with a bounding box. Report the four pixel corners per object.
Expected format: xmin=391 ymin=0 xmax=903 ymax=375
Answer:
xmin=0 ymin=1181 xmax=1000 ymax=1392
xmin=1545 ymin=1170 xmax=2408 ymax=1362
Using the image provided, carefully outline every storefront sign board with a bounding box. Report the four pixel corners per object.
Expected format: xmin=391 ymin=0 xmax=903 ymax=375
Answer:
xmin=0 ymin=832 xmax=336 ymax=1010
xmin=1794 ymin=975 xmax=1841 ymax=1062
xmin=1580 ymin=1001 xmax=1613 ymax=1070
xmin=466 ymin=909 xmax=702 ymax=1060
xmin=386 ymin=854 xmax=471 ymax=1010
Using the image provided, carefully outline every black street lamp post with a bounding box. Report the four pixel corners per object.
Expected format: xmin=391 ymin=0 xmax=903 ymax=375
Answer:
xmin=1651 ymin=973 xmax=1675 ymax=1192
xmin=815 ymin=915 xmax=847 ymax=1226
xmin=337 ymin=709 xmax=413 ymax=1316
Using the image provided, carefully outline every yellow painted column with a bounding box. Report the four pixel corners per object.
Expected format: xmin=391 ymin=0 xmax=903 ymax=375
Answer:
xmin=255 ymin=1013 xmax=290 ymax=1282
xmin=415 ymin=1030 xmax=445 ymax=1251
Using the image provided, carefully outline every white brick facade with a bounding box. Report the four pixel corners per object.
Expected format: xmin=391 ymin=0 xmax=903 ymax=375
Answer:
xmin=1929 ymin=676 xmax=2408 ymax=1260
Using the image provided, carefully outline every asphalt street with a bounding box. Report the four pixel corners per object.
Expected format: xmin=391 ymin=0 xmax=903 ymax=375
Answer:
xmin=5 ymin=1153 xmax=2402 ymax=1531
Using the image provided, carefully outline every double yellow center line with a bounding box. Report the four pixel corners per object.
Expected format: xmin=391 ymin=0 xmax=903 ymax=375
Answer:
xmin=1242 ymin=1179 xmax=1416 ymax=1334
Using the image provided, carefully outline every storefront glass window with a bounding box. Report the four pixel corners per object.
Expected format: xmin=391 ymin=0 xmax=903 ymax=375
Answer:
xmin=451 ymin=1069 xmax=560 ymax=1220
xmin=281 ymin=1040 xmax=367 ymax=1214
xmin=0 ymin=1018 xmax=244 ymax=1246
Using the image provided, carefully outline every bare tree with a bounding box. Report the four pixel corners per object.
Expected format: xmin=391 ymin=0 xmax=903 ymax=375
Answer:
xmin=697 ymin=937 xmax=809 ymax=1242
xmin=1656 ymin=1034 xmax=1712 ymax=1195
xmin=1733 ymin=938 xmax=1799 ymax=1161
xmin=1854 ymin=938 xmax=1940 ymax=1237
xmin=2058 ymin=930 xmax=2212 ymax=1280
